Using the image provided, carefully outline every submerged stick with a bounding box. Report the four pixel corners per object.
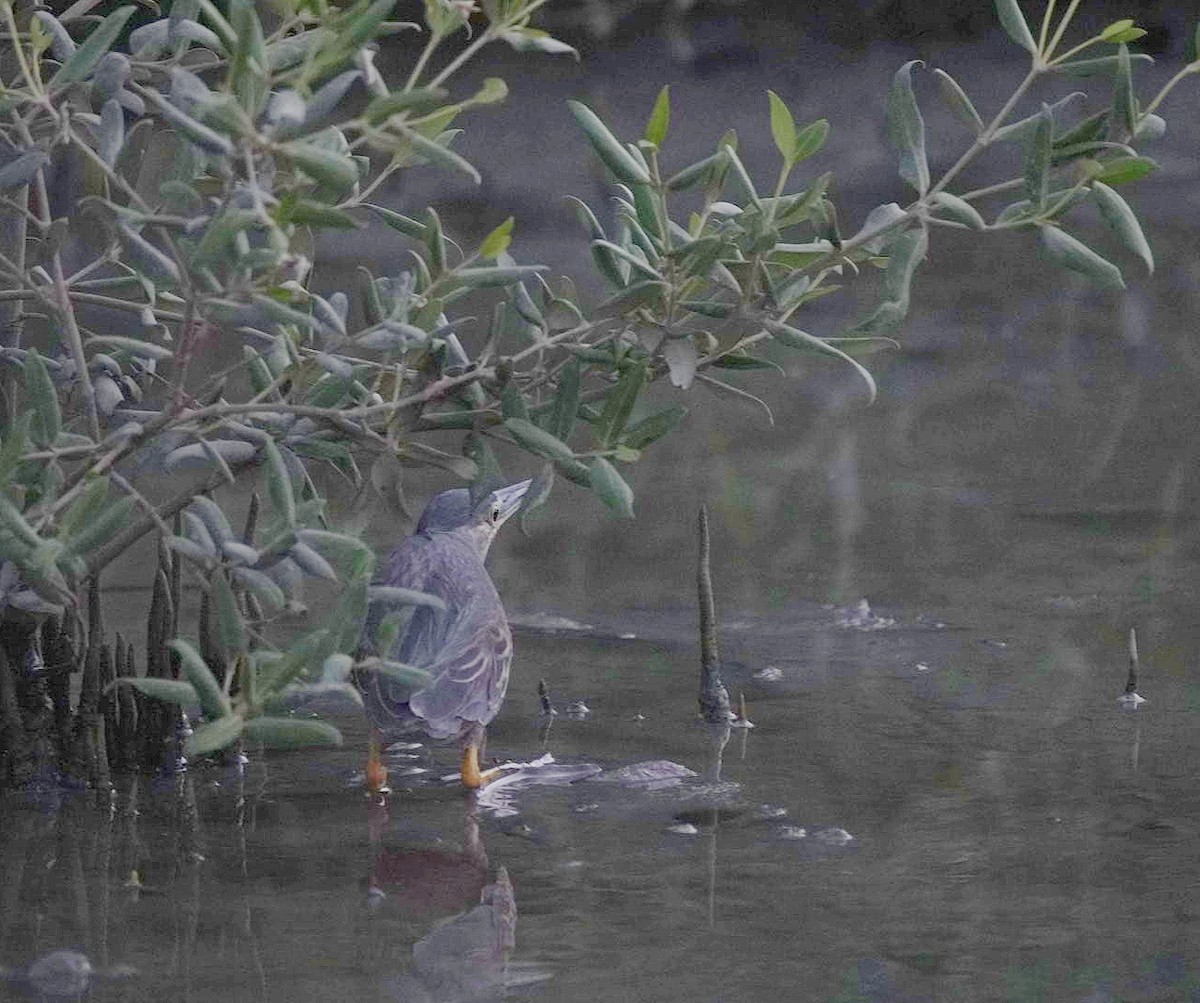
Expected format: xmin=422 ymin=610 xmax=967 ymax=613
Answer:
xmin=698 ymin=506 xmax=731 ymax=723
xmin=1126 ymin=627 xmax=1139 ymax=693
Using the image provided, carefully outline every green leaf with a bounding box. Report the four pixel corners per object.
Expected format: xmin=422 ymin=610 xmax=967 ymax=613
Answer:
xmin=262 ymin=440 xmax=296 ymax=526
xmin=480 ymin=216 xmax=514 ymax=260
xmin=591 ymin=240 xmax=662 ymax=281
xmin=767 ymin=90 xmax=797 ymax=164
xmin=57 ymin=478 xmax=110 ymax=541
xmin=470 ymin=77 xmax=508 ymax=106
xmin=994 ymin=0 xmax=1037 ymax=53
xmin=497 ymin=26 xmax=577 ymax=58
xmin=792 ymin=119 xmax=830 ymax=163
xmin=211 ymin=571 xmax=247 ymax=657
xmin=1039 ymin=225 xmax=1125 ymax=289
xmin=568 ymin=101 xmax=652 ymax=185
xmin=363 ymin=86 xmax=448 ymax=124
xmin=931 ymin=191 xmax=985 ymax=229
xmin=504 ymin=418 xmax=576 ymax=465
xmin=1091 ymin=181 xmax=1152 ymax=273
xmin=595 ymin=279 xmax=667 ymax=315
xmin=621 ymin=405 xmax=687 ymax=449
xmin=887 ymin=60 xmax=929 ymax=194
xmin=1053 ymin=52 xmax=1154 ymax=77
xmin=1092 ymin=155 xmax=1156 ymax=185
xmin=170 ymin=638 xmax=232 ymax=719
xmin=1111 ymin=44 xmax=1137 ymax=136
xmin=278 ymin=141 xmax=359 ymax=194
xmin=1023 ymin=105 xmax=1053 ymax=208
xmin=1105 ymin=27 xmax=1146 ymax=44
xmin=24 ymin=349 xmax=61 ymax=448
xmin=0 ymin=415 xmax=31 ymax=488
xmin=112 ymin=677 xmax=199 ymax=707
xmin=932 ymin=68 xmax=984 ymax=134
xmin=588 ymin=457 xmax=634 ymax=518
xmin=594 ymin=361 xmax=647 ymax=448
xmin=280 ymin=198 xmax=361 ymax=229
xmin=882 ymin=227 xmax=928 ymax=306
xmin=453 ymin=265 xmax=547 ymax=288
xmin=666 ymin=151 xmax=725 ymax=191
xmin=185 ymin=713 xmax=245 ymax=755
xmin=1099 ymin=18 xmax=1135 ymax=41
xmin=763 ymin=319 xmax=878 ymax=403
xmin=644 ymin=85 xmax=671 ymax=147
xmin=50 ymin=6 xmax=136 ymax=88
xmin=550 ymin=360 xmax=580 ymax=441
xmin=367 ymin=204 xmax=427 ymax=239
xmin=500 ymin=380 xmax=528 ymax=421
xmin=244 ymin=716 xmax=343 ymax=749
xmin=59 ymin=495 xmax=134 ymax=559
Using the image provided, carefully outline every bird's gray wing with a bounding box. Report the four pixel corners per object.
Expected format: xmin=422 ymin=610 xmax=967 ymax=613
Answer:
xmin=407 ymin=602 xmax=513 ymax=740
xmin=358 ymin=540 xmax=455 ymax=731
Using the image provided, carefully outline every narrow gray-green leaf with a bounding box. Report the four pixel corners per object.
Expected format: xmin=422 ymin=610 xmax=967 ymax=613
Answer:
xmin=261 ymin=439 xmax=296 ymax=526
xmin=211 ymin=571 xmax=246 ymax=657
xmin=568 ymin=101 xmax=651 ymax=185
xmin=244 ymin=716 xmax=343 ymax=749
xmin=763 ymin=319 xmax=878 ymax=403
xmin=588 ymin=457 xmax=634 ymax=518
xmin=621 ymin=405 xmax=687 ymax=450
xmin=185 ymin=713 xmax=244 ymax=755
xmin=994 ymin=0 xmax=1037 ymax=53
xmin=644 ymin=85 xmax=670 ymax=147
xmin=887 ymin=60 xmax=929 ymax=194
xmin=367 ymin=204 xmax=427 ymax=239
xmin=932 ymin=68 xmax=984 ymax=134
xmin=1023 ymin=105 xmax=1053 ymax=208
xmin=931 ymin=191 xmax=985 ymax=230
xmin=1039 ymin=225 xmax=1125 ymax=289
xmin=24 ymin=349 xmax=61 ymax=448
xmin=1111 ymin=43 xmax=1136 ymax=137
xmin=595 ymin=361 xmax=647 ymax=448
xmin=1091 ymin=181 xmax=1152 ymax=273
xmin=767 ymin=90 xmax=797 ymax=164
xmin=112 ymin=676 xmax=198 ymax=707
xmin=170 ymin=638 xmax=231 ymax=719
xmin=504 ymin=418 xmax=577 ymax=465
xmin=550 ymin=359 xmax=580 ymax=441
xmin=50 ymin=6 xmax=137 ymax=88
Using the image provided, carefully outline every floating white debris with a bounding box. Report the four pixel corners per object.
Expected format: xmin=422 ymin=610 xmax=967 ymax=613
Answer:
xmin=816 ymin=827 xmax=855 ymax=846
xmin=777 ymin=825 xmax=808 ymax=840
xmin=564 ymin=700 xmax=591 ymax=719
xmin=667 ymin=823 xmax=699 ymax=836
xmin=475 ymin=753 xmax=602 ymax=818
xmin=835 ymin=599 xmax=895 ymax=631
xmin=916 ymin=663 xmax=931 ymax=673
xmin=754 ymin=665 xmax=784 ymax=682
xmin=510 ymin=612 xmax=594 ymax=632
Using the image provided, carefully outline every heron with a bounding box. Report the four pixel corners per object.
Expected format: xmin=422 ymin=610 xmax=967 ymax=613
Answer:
xmin=357 ymin=479 xmax=531 ymax=793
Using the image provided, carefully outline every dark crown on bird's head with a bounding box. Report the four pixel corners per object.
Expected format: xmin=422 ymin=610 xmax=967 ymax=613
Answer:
xmin=414 ymin=480 xmax=533 ymax=539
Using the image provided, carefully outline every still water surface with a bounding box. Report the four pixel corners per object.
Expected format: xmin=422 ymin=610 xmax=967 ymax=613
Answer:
xmin=6 ymin=125 xmax=1200 ymax=1003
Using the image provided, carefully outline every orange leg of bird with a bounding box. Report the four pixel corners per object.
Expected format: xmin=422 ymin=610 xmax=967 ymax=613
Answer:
xmin=366 ymin=728 xmax=389 ymax=795
xmin=460 ymin=743 xmax=502 ymax=789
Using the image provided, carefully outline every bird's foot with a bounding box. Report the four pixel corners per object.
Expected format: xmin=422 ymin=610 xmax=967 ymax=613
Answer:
xmin=461 ymin=745 xmax=503 ymax=789
xmin=364 ymin=734 xmax=388 ymax=796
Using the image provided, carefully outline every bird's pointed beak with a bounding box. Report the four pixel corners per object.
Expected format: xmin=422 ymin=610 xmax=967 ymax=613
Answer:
xmin=492 ymin=479 xmax=533 ymax=526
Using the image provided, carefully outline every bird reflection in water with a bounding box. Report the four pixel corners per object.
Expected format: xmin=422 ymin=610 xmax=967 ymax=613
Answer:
xmin=365 ymin=798 xmax=524 ymax=1002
